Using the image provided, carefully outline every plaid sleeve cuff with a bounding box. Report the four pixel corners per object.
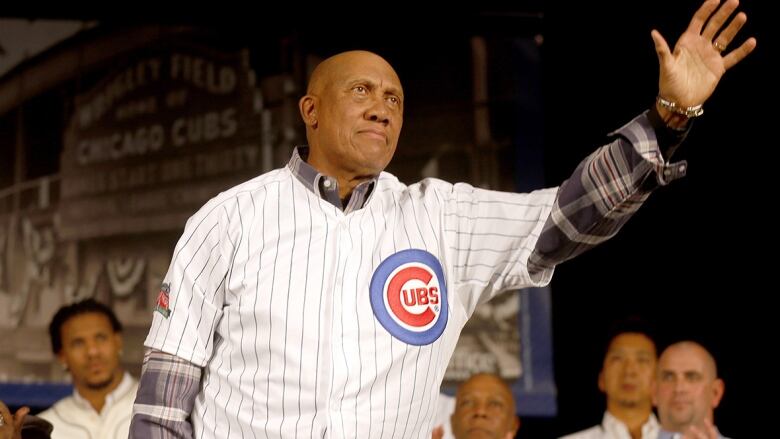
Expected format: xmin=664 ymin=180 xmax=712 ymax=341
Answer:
xmin=130 ymin=349 xmax=201 ymax=439
xmin=610 ymin=110 xmax=688 ymax=186
xmin=528 ymin=111 xmax=690 ymax=274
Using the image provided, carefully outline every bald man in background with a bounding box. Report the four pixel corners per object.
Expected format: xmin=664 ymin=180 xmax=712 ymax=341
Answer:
xmin=654 ymin=342 xmax=730 ymax=439
xmin=432 ymin=373 xmax=520 ymax=439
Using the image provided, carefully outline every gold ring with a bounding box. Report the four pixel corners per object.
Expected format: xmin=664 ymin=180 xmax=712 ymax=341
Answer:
xmin=713 ymin=41 xmax=726 ymax=52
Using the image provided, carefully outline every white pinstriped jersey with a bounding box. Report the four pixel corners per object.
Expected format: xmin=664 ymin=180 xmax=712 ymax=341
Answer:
xmin=145 ymin=157 xmax=556 ymax=438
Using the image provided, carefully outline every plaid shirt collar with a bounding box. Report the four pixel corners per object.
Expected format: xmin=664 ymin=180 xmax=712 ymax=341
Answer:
xmin=287 ymin=146 xmax=377 ymax=213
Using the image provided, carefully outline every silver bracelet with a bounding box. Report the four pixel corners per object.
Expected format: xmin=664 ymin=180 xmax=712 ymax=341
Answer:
xmin=656 ymin=96 xmax=704 ymax=118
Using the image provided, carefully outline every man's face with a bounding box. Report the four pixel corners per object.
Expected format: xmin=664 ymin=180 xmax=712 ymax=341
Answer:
xmin=599 ymin=333 xmax=656 ymax=409
xmin=450 ymin=375 xmax=519 ymax=439
xmin=654 ymin=344 xmax=723 ymax=432
xmin=57 ymin=312 xmax=122 ymax=390
xmin=305 ymin=52 xmax=403 ymax=180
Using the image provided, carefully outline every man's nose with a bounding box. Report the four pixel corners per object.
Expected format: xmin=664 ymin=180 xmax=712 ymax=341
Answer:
xmin=364 ymin=98 xmax=390 ymax=125
xmin=86 ymin=340 xmax=100 ymax=356
xmin=472 ymin=402 xmax=489 ymax=418
xmin=623 ymin=359 xmax=639 ymax=375
xmin=673 ymin=380 xmax=688 ymax=393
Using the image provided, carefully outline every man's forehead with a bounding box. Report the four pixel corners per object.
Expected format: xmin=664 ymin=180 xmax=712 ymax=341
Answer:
xmin=660 ymin=354 xmax=706 ymax=374
xmin=63 ymin=313 xmax=113 ymax=334
xmin=311 ymin=51 xmax=402 ymax=94
xmin=608 ymin=345 xmax=655 ymax=355
xmin=331 ymin=60 xmax=402 ymax=88
xmin=611 ymin=332 xmax=652 ymax=345
xmin=458 ymin=376 xmax=512 ymax=399
xmin=607 ymin=333 xmax=656 ymax=353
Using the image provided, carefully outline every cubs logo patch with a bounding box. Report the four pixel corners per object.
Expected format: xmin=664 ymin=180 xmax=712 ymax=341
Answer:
xmin=155 ymin=282 xmax=171 ymax=318
xmin=370 ymin=249 xmax=448 ymax=345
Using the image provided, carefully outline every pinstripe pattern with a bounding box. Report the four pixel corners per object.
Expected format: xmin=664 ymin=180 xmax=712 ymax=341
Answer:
xmin=135 ymin=110 xmax=689 ymax=438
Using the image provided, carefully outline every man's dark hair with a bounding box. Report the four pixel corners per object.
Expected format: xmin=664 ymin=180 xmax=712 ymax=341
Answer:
xmin=602 ymin=315 xmax=658 ymax=360
xmin=49 ymin=298 xmax=123 ymax=354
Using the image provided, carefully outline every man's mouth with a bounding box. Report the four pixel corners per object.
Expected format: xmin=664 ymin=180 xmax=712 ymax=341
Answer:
xmin=359 ymin=129 xmax=386 ymax=140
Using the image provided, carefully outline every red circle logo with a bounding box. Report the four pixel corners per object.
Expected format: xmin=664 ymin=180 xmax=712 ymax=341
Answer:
xmin=384 ymin=264 xmax=442 ymax=331
xmin=370 ymin=249 xmax=448 ymax=345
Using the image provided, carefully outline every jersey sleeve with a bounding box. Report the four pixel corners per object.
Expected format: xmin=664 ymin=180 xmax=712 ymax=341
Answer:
xmin=442 ymin=183 xmax=558 ymax=316
xmin=144 ymin=198 xmax=235 ymax=367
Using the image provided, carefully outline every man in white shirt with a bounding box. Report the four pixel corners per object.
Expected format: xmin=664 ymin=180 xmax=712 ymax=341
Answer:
xmin=38 ymin=299 xmax=138 ymax=439
xmin=560 ymin=318 xmax=659 ymax=439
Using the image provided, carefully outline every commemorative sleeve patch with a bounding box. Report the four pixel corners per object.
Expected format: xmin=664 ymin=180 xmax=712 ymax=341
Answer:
xmin=155 ymin=282 xmax=172 ymax=318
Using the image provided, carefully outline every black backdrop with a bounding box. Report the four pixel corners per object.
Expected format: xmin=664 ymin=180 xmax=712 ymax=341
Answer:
xmin=538 ymin=0 xmax=774 ymax=437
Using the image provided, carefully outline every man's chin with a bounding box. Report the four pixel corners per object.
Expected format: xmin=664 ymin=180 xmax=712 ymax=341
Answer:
xmin=465 ymin=427 xmax=496 ymax=439
xmin=668 ymin=411 xmax=695 ymax=429
xmin=85 ymin=375 xmax=115 ymax=390
xmin=616 ymin=397 xmax=641 ymax=408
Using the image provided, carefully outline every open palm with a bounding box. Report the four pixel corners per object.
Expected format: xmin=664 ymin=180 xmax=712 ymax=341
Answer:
xmin=652 ymin=0 xmax=756 ymax=108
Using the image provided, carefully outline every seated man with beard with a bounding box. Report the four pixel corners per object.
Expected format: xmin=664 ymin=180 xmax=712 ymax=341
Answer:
xmin=38 ymin=299 xmax=137 ymax=439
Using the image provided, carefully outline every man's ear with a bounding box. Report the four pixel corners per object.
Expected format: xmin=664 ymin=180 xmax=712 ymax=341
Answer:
xmin=711 ymin=378 xmax=724 ymax=409
xmin=299 ymin=95 xmax=318 ymax=127
xmin=597 ymin=370 xmax=606 ymax=393
xmin=512 ymin=414 xmax=520 ymax=435
xmin=114 ymin=332 xmax=124 ymax=356
xmin=57 ymin=351 xmax=68 ymax=371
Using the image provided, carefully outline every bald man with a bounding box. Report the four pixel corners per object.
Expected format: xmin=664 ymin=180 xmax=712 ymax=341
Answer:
xmin=130 ymin=4 xmax=756 ymax=435
xmin=448 ymin=374 xmax=520 ymax=439
xmin=654 ymin=342 xmax=730 ymax=439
